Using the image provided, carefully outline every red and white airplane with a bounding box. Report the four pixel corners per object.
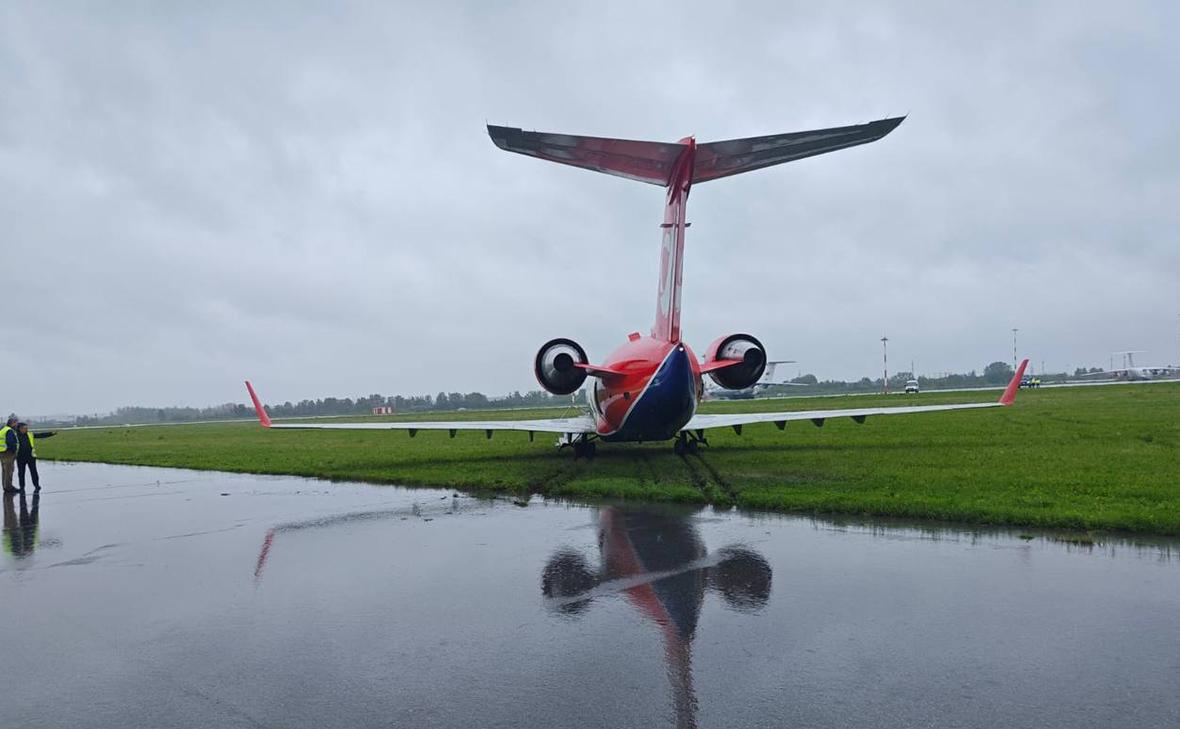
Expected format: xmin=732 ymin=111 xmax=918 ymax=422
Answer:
xmin=246 ymin=118 xmax=1029 ymax=456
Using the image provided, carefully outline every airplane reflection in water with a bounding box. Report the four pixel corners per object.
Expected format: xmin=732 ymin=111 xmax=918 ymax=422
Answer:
xmin=3 ymin=491 xmax=40 ymax=558
xmin=543 ymin=506 xmax=772 ymax=729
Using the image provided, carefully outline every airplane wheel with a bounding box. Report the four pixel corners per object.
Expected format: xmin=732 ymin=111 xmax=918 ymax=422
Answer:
xmin=586 ymin=442 xmax=597 ymax=459
xmin=685 ymin=439 xmax=699 ymax=454
xmin=673 ymin=438 xmax=687 ymax=455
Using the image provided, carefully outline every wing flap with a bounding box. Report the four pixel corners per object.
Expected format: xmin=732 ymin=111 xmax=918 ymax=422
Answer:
xmin=686 ymin=401 xmax=1003 ymax=432
xmin=267 ymin=416 xmax=595 ymax=435
xmin=689 ymin=359 xmax=1029 ymax=432
xmin=245 ymin=381 xmax=594 ymax=435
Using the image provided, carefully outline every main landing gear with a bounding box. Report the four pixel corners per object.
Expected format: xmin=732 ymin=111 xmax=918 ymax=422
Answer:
xmin=558 ymin=434 xmax=598 ymax=459
xmin=673 ymin=431 xmax=706 ymax=455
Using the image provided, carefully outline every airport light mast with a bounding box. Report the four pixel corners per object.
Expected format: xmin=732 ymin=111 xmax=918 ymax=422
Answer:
xmin=881 ymin=336 xmax=889 ymax=394
xmin=1011 ymin=328 xmax=1019 ymax=371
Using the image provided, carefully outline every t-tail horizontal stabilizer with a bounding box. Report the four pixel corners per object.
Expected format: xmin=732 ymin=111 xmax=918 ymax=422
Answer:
xmin=486 ymin=117 xmax=904 ymax=187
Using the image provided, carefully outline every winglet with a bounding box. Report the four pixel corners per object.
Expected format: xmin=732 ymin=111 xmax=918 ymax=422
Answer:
xmin=999 ymin=359 xmax=1030 ymax=406
xmin=244 ymin=380 xmax=272 ymax=428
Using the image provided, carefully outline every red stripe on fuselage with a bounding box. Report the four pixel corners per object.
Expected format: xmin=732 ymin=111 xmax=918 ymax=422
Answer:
xmin=600 ymin=509 xmax=677 ymax=629
xmin=652 ymin=137 xmax=695 ymax=343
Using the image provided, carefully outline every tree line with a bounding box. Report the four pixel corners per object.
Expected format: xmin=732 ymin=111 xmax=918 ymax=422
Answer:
xmin=51 ymin=360 xmax=1098 ymax=427
xmin=61 ymin=389 xmax=576 ymax=427
xmin=766 ymin=360 xmax=1079 ymax=397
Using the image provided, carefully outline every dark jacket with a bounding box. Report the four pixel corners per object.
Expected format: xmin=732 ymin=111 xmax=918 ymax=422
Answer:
xmin=16 ymin=431 xmax=55 ymax=461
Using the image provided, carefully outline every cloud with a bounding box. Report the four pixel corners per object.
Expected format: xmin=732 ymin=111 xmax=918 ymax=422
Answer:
xmin=2 ymin=1 xmax=1178 ymax=414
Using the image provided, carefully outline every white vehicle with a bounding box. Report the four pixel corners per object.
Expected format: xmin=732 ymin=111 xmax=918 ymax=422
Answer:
xmin=904 ymin=380 xmax=920 ymax=394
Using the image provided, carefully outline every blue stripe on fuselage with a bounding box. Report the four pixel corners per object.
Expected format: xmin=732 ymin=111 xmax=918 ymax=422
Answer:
xmin=604 ymin=346 xmax=696 ymax=442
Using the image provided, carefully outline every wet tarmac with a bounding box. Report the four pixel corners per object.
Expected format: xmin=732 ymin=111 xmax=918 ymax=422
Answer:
xmin=3 ymin=462 xmax=1178 ymax=729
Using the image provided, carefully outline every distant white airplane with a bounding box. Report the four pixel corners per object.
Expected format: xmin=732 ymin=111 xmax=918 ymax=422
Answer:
xmin=1075 ymin=351 xmax=1180 ymax=382
xmin=705 ymin=360 xmax=806 ymax=400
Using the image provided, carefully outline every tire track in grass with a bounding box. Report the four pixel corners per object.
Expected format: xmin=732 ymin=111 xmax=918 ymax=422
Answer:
xmin=690 ymin=452 xmax=737 ymax=502
xmin=678 ymin=452 xmax=715 ymax=499
xmin=635 ymin=451 xmax=661 ymax=486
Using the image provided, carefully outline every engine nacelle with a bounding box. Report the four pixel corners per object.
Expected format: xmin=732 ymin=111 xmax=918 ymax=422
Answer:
xmin=703 ymin=333 xmax=767 ymax=390
xmin=534 ymin=338 xmax=589 ymax=395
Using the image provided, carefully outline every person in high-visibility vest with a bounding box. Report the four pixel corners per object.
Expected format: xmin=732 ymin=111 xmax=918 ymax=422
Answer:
xmin=16 ymin=423 xmax=56 ymax=492
xmin=0 ymin=416 xmax=18 ymax=494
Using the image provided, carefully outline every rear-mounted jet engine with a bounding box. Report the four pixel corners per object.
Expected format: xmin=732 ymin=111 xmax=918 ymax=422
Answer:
xmin=534 ymin=338 xmax=589 ymax=395
xmin=703 ymin=333 xmax=767 ymax=390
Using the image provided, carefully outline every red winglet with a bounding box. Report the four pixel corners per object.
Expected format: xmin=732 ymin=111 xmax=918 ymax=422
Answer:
xmin=999 ymin=359 xmax=1030 ymax=406
xmin=244 ymin=380 xmax=272 ymax=428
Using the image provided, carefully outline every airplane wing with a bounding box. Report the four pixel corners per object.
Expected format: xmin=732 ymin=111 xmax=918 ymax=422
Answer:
xmin=245 ymin=382 xmax=595 ymax=437
xmin=687 ymin=360 xmax=1028 ymax=434
xmin=1071 ymin=369 xmax=1121 ymax=378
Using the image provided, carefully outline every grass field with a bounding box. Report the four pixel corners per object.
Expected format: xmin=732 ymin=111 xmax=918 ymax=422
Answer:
xmin=39 ymin=382 xmax=1180 ymax=534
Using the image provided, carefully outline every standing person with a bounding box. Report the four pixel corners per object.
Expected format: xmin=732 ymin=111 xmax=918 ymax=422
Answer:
xmin=0 ymin=416 xmax=18 ymax=494
xmin=16 ymin=423 xmax=55 ymax=492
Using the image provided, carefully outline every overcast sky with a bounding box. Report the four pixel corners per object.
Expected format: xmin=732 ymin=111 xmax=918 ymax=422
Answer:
xmin=3 ymin=1 xmax=1178 ymax=416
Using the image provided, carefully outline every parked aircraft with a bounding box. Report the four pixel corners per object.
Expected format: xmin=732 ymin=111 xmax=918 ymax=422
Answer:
xmin=705 ymin=360 xmax=805 ymax=400
xmin=247 ymin=118 xmax=1029 ymax=456
xmin=1074 ymin=351 xmax=1179 ymax=382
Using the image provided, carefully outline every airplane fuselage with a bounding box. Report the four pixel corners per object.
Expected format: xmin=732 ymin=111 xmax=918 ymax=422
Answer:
xmin=589 ymin=337 xmax=702 ymax=442
xmin=1120 ymin=367 xmax=1157 ymax=381
xmin=707 ymin=386 xmax=760 ymax=401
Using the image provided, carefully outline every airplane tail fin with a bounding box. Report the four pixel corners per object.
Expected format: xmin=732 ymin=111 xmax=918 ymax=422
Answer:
xmin=489 ymin=118 xmax=903 ymax=343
